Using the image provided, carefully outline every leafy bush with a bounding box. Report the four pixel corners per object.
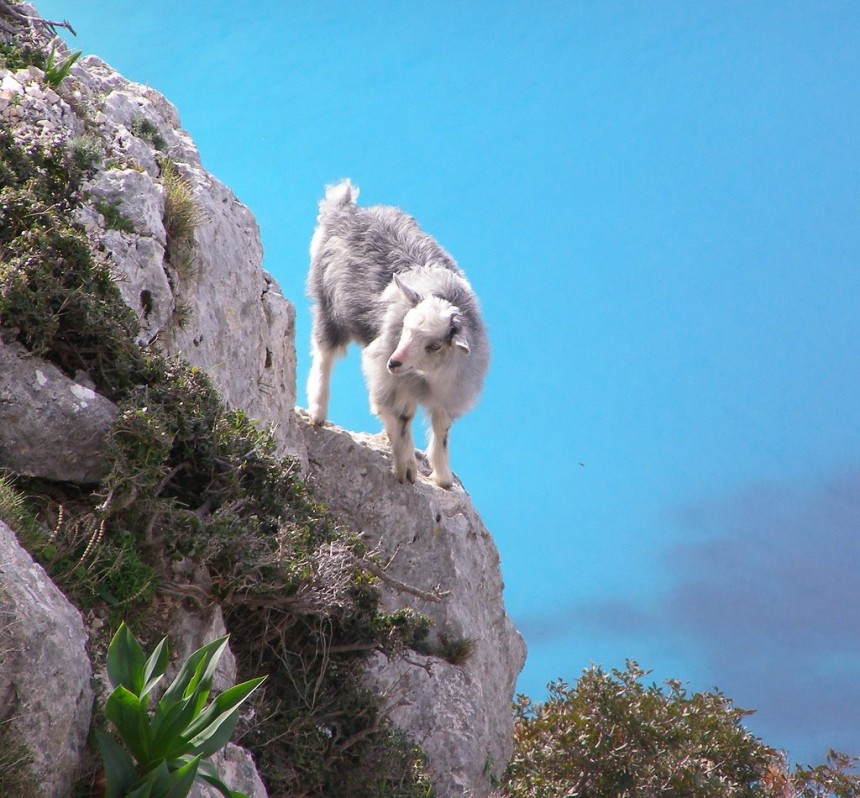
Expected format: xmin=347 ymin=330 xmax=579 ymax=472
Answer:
xmin=0 ymin=41 xmax=47 ymax=72
xmin=0 ymin=129 xmax=144 ymax=397
xmin=98 ymin=622 xmax=265 ymax=798
xmin=501 ymin=662 xmax=860 ymax=798
xmin=503 ymin=661 xmax=775 ymax=798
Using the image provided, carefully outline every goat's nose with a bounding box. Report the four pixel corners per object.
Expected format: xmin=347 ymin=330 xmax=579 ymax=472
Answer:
xmin=388 ymin=358 xmax=402 ymax=371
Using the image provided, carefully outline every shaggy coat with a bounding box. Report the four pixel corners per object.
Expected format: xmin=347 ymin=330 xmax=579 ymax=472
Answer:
xmin=306 ymin=180 xmax=489 ymax=488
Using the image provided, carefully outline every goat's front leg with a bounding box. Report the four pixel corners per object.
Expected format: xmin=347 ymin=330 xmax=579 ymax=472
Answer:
xmin=380 ymin=405 xmax=418 ymax=484
xmin=427 ymin=409 xmax=453 ymax=488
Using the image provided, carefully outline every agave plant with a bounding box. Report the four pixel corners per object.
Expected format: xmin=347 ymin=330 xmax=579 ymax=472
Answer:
xmin=44 ymin=47 xmax=81 ymax=87
xmin=97 ymin=622 xmax=266 ymax=798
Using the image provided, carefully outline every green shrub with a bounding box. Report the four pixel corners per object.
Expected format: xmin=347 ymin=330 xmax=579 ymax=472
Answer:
xmin=159 ymin=157 xmax=200 ymax=276
xmin=503 ymin=661 xmax=775 ymax=798
xmin=0 ymin=41 xmax=46 ymax=71
xmin=0 ymin=129 xmax=144 ymax=398
xmin=94 ymin=198 xmax=136 ymax=233
xmin=68 ymin=134 xmax=104 ymax=176
xmin=130 ymin=114 xmax=166 ymax=152
xmin=98 ymin=622 xmax=265 ymax=798
xmin=501 ymin=662 xmax=860 ymax=798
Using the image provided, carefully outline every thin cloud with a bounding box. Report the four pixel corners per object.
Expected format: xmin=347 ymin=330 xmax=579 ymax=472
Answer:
xmin=517 ymin=596 xmax=652 ymax=644
xmin=516 ymin=469 xmax=860 ymax=759
xmin=662 ymin=470 xmax=860 ymax=755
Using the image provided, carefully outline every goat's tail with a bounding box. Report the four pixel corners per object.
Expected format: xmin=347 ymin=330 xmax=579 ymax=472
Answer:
xmin=319 ymin=179 xmax=359 ymax=214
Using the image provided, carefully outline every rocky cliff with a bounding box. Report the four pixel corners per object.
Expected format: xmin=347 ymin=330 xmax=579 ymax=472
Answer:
xmin=0 ymin=6 xmax=525 ymax=796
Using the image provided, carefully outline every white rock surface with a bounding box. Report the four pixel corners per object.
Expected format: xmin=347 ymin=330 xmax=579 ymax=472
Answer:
xmin=301 ymin=417 xmax=527 ymax=796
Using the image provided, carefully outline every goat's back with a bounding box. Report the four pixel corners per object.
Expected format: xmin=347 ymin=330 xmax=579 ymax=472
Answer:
xmin=308 ymin=182 xmax=464 ymax=347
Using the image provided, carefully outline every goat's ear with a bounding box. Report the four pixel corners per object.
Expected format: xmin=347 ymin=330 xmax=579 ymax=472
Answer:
xmin=394 ymin=273 xmax=423 ymax=306
xmin=451 ymin=333 xmax=470 ymax=355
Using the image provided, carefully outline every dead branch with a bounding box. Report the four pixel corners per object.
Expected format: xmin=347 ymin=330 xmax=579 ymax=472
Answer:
xmin=348 ymin=554 xmax=449 ymax=603
xmin=0 ymin=1 xmax=76 ymax=36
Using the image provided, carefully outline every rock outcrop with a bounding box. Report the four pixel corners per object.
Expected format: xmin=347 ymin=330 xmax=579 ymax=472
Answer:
xmin=0 ymin=338 xmax=118 ymax=483
xmin=0 ymin=7 xmax=524 ymax=796
xmin=301 ymin=419 xmax=526 ymax=793
xmin=0 ymin=520 xmax=93 ymax=798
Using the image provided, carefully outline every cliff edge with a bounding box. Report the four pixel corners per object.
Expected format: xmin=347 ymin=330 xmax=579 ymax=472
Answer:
xmin=0 ymin=5 xmax=525 ymax=796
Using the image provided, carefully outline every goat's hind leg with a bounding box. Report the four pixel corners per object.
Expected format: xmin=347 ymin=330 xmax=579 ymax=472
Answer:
xmin=380 ymin=404 xmax=418 ymax=484
xmin=307 ymin=338 xmax=344 ymax=425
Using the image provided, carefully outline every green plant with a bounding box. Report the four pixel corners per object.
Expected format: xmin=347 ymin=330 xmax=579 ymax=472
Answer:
xmin=130 ymin=114 xmax=166 ymax=152
xmin=68 ymin=134 xmax=104 ymax=176
xmin=789 ymin=750 xmax=860 ymax=798
xmin=159 ymin=157 xmax=200 ymax=275
xmin=503 ymin=661 xmax=775 ymax=798
xmin=501 ymin=663 xmax=860 ymax=798
xmin=0 ymin=129 xmax=144 ymax=397
xmin=0 ymin=722 xmax=39 ymax=796
xmin=0 ymin=41 xmax=47 ymax=71
xmin=97 ymin=622 xmax=266 ymax=798
xmin=94 ymin=197 xmax=136 ymax=233
xmin=44 ymin=47 xmax=82 ymax=87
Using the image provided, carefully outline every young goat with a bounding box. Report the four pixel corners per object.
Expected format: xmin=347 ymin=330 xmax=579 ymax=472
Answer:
xmin=306 ymin=180 xmax=489 ymax=488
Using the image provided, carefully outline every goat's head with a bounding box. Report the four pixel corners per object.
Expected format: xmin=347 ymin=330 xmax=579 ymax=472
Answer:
xmin=387 ymin=273 xmax=470 ymax=376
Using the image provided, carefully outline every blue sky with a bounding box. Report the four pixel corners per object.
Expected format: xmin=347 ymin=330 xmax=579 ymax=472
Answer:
xmin=39 ymin=1 xmax=860 ymax=765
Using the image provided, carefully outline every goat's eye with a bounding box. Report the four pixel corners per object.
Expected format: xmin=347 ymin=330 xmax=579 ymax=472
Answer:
xmin=426 ymin=342 xmax=442 ymax=353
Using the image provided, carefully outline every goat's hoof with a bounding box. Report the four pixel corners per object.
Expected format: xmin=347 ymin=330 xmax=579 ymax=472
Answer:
xmin=394 ymin=463 xmax=417 ymax=484
xmin=430 ymin=471 xmax=453 ymax=489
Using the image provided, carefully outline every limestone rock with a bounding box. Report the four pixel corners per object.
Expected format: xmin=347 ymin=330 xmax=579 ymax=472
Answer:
xmin=300 ymin=415 xmax=527 ymax=797
xmin=0 ymin=339 xmax=118 ymax=483
xmin=0 ymin=520 xmax=93 ymax=797
xmin=68 ymin=57 xmax=303 ymax=459
xmin=190 ymin=745 xmax=268 ymax=798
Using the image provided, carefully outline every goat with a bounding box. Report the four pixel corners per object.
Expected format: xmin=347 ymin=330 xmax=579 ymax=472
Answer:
xmin=306 ymin=180 xmax=489 ymax=489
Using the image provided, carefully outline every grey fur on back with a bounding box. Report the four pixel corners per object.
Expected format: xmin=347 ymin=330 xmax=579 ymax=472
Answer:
xmin=308 ymin=182 xmax=467 ymax=345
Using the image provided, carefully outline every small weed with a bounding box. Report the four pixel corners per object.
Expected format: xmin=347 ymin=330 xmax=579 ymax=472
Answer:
xmin=130 ymin=114 xmax=166 ymax=151
xmin=93 ymin=197 xmax=135 ymax=233
xmin=159 ymin=157 xmax=200 ymax=275
xmin=0 ymin=42 xmax=46 ymax=72
xmin=0 ymin=723 xmax=38 ymax=797
xmin=68 ymin=135 xmax=103 ymax=177
xmin=438 ymin=635 xmax=475 ymax=666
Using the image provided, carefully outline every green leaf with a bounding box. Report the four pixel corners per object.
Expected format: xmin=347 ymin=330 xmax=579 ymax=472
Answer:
xmin=161 ymin=635 xmax=230 ymax=706
xmin=196 ymin=760 xmax=248 ymax=798
xmin=162 ymin=755 xmax=201 ymax=798
xmin=96 ymin=730 xmax=138 ymax=798
xmin=105 ymin=685 xmax=151 ymax=764
xmin=149 ymin=694 xmax=205 ymax=761
xmin=125 ymin=782 xmax=154 ymax=798
xmin=107 ymin=622 xmax=147 ymax=695
xmin=141 ymin=636 xmax=170 ymax=698
xmin=185 ymin=677 xmax=266 ymax=758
